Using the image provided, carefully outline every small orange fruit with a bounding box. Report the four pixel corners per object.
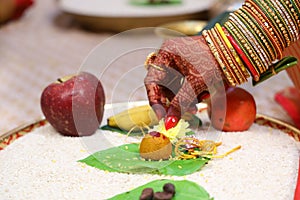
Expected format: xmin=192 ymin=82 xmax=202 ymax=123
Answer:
xmin=207 ymin=86 xmax=256 ymax=132
xmin=140 ymin=131 xmax=172 ymax=160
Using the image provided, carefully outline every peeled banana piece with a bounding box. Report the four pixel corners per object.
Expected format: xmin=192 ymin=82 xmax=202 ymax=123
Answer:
xmin=107 ymin=105 xmax=159 ymax=131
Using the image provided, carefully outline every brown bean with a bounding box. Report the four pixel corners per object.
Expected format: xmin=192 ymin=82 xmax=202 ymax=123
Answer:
xmin=163 ymin=183 xmax=176 ymax=196
xmin=139 ymin=188 xmax=154 ymax=200
xmin=153 ymin=191 xmax=173 ymax=200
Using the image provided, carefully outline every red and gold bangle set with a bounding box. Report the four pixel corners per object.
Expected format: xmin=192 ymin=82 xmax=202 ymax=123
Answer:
xmin=203 ymin=0 xmax=300 ymax=85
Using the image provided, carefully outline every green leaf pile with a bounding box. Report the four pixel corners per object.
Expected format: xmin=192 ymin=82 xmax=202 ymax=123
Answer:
xmin=108 ymin=179 xmax=214 ymax=200
xmin=78 ymin=143 xmax=209 ymax=176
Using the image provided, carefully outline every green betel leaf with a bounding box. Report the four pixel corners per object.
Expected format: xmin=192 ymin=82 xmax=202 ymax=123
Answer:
xmin=78 ymin=144 xmax=209 ymax=176
xmin=108 ymin=179 xmax=214 ymax=200
xmin=100 ymin=125 xmax=145 ymax=136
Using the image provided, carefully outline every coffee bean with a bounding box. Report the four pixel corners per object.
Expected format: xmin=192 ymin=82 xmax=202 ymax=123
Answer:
xmin=163 ymin=183 xmax=175 ymax=196
xmin=153 ymin=191 xmax=173 ymax=200
xmin=139 ymin=188 xmax=154 ymax=200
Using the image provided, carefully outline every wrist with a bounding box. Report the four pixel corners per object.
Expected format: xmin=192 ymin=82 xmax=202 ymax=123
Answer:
xmin=203 ymin=0 xmax=299 ymax=85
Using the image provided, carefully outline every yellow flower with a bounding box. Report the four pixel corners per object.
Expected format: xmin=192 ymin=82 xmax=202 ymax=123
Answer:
xmin=150 ymin=119 xmax=191 ymax=143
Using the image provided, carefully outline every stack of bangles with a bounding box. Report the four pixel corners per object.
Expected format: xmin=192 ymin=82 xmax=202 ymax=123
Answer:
xmin=202 ymin=0 xmax=300 ymax=86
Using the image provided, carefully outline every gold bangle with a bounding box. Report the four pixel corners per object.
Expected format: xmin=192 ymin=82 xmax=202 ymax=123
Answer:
xmin=144 ymin=52 xmax=165 ymax=71
xmin=228 ymin=17 xmax=265 ymax=74
xmin=267 ymin=0 xmax=298 ymax=43
xmin=230 ymin=12 xmax=269 ymax=72
xmin=211 ymin=27 xmax=241 ymax=84
xmin=203 ymin=30 xmax=236 ymax=86
xmin=237 ymin=8 xmax=276 ymax=63
xmin=278 ymin=0 xmax=298 ymax=40
xmin=224 ymin=21 xmax=260 ymax=81
xmin=225 ymin=20 xmax=260 ymax=77
xmin=260 ymin=0 xmax=292 ymax=47
xmin=144 ymin=52 xmax=156 ymax=70
xmin=148 ymin=63 xmax=165 ymax=71
xmin=207 ymin=29 xmax=237 ymax=85
xmin=244 ymin=1 xmax=284 ymax=58
xmin=286 ymin=0 xmax=300 ymax=28
xmin=249 ymin=0 xmax=289 ymax=48
xmin=242 ymin=4 xmax=281 ymax=60
xmin=215 ymin=23 xmax=250 ymax=80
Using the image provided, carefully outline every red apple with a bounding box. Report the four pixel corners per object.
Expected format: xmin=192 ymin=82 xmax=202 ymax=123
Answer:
xmin=207 ymin=86 xmax=256 ymax=132
xmin=40 ymin=72 xmax=105 ymax=136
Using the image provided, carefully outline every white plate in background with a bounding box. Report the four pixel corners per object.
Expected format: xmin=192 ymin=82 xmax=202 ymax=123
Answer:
xmin=58 ymin=0 xmax=217 ymax=32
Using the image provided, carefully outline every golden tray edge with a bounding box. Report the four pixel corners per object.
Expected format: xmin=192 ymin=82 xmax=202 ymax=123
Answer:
xmin=1 ymin=102 xmax=299 ymax=150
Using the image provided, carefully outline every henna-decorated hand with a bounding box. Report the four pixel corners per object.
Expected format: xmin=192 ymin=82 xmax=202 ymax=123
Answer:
xmin=144 ymin=35 xmax=226 ymax=128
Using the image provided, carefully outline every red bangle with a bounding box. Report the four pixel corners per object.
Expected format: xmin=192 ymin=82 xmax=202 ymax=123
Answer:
xmin=223 ymin=27 xmax=260 ymax=81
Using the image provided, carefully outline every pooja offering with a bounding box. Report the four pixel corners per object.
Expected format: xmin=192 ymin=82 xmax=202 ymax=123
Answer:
xmin=106 ymin=104 xmax=201 ymax=133
xmin=2 ymin=0 xmax=300 ymax=199
xmin=139 ymin=131 xmax=172 ymax=161
xmin=40 ymin=72 xmax=105 ymax=137
xmin=0 ymin=102 xmax=299 ymax=200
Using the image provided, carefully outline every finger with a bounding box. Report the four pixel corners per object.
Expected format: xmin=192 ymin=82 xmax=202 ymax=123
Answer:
xmin=145 ymin=67 xmax=181 ymax=119
xmin=151 ymin=103 xmax=166 ymax=121
xmin=186 ymin=104 xmax=198 ymax=114
xmin=145 ymin=51 xmax=183 ymax=119
xmin=168 ymin=73 xmax=207 ymax=117
xmin=163 ymin=36 xmax=224 ymax=125
xmin=145 ymin=82 xmax=167 ymax=119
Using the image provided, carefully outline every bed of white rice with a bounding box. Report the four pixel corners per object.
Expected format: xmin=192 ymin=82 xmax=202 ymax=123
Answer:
xmin=0 ymin=107 xmax=299 ymax=200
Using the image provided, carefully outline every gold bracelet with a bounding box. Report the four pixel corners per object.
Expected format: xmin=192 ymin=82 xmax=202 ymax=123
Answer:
xmin=225 ymin=20 xmax=261 ymax=78
xmin=208 ymin=29 xmax=238 ymax=85
xmin=250 ymin=0 xmax=289 ymax=48
xmin=230 ymin=12 xmax=270 ymax=72
xmin=244 ymin=1 xmax=284 ymax=58
xmin=275 ymin=0 xmax=299 ymax=42
xmin=260 ymin=0 xmax=292 ymax=47
xmin=242 ymin=4 xmax=281 ymax=60
xmin=224 ymin=22 xmax=260 ymax=81
xmin=237 ymin=8 xmax=276 ymax=63
xmin=228 ymin=17 xmax=265 ymax=73
xmin=267 ymin=0 xmax=298 ymax=43
xmin=286 ymin=0 xmax=300 ymax=28
xmin=203 ymin=30 xmax=236 ymax=86
xmin=212 ymin=27 xmax=243 ymax=84
xmin=215 ymin=23 xmax=250 ymax=81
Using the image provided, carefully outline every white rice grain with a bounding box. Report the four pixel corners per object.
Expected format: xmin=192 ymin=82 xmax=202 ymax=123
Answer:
xmin=0 ymin=123 xmax=298 ymax=200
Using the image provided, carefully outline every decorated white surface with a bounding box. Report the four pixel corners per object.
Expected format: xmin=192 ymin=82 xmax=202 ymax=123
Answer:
xmin=0 ymin=103 xmax=299 ymax=200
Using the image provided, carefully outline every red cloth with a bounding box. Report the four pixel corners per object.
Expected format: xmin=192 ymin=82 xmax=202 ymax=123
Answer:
xmin=284 ymin=40 xmax=300 ymax=91
xmin=275 ymin=87 xmax=300 ymax=129
xmin=12 ymin=0 xmax=34 ymax=19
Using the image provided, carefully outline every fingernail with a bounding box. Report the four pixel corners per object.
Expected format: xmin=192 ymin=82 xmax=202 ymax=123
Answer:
xmin=165 ymin=115 xmax=179 ymax=130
